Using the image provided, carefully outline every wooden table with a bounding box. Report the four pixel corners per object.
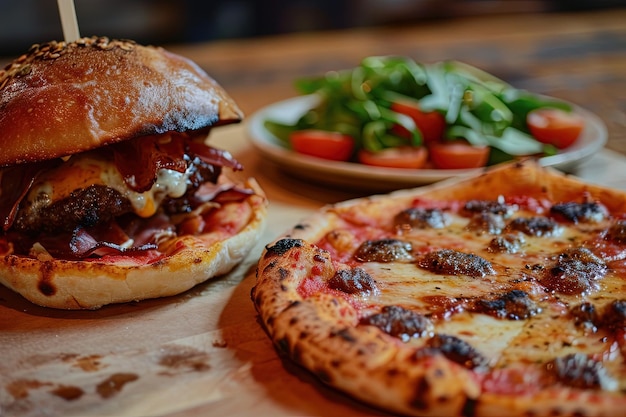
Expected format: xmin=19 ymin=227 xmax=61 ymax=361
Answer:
xmin=1 ymin=9 xmax=626 ymax=417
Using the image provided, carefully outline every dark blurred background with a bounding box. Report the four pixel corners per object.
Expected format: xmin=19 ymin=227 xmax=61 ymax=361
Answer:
xmin=0 ymin=0 xmax=623 ymax=56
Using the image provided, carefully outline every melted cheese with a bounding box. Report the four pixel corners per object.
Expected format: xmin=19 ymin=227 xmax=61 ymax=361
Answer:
xmin=26 ymin=153 xmax=190 ymax=218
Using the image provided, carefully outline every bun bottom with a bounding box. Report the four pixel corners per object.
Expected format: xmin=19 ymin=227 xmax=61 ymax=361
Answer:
xmin=0 ymin=180 xmax=267 ymax=309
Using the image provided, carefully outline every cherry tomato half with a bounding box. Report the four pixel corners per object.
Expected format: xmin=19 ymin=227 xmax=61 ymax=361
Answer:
xmin=390 ymin=102 xmax=446 ymax=143
xmin=526 ymin=108 xmax=584 ymax=149
xmin=289 ymin=130 xmax=355 ymax=161
xmin=358 ymin=146 xmax=428 ymax=169
xmin=428 ymin=141 xmax=490 ymax=169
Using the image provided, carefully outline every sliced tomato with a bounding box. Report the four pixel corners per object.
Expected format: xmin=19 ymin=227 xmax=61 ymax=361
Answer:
xmin=526 ymin=108 xmax=584 ymax=149
xmin=390 ymin=101 xmax=446 ymax=143
xmin=289 ymin=130 xmax=355 ymax=161
xmin=428 ymin=140 xmax=490 ymax=169
xmin=357 ymin=146 xmax=428 ymax=169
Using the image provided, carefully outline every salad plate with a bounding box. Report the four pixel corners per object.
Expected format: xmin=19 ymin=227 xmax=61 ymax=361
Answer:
xmin=247 ymin=95 xmax=607 ymax=191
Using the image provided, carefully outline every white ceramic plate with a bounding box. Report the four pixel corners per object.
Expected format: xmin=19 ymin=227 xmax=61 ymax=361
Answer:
xmin=247 ymin=95 xmax=608 ymax=191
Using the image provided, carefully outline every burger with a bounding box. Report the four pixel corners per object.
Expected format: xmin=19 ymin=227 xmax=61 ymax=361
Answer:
xmin=0 ymin=36 xmax=267 ymax=309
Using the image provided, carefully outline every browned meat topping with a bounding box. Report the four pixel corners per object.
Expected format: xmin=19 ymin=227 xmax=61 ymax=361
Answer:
xmin=394 ymin=207 xmax=448 ymax=230
xmin=505 ymin=216 xmax=560 ymax=237
xmin=354 ymin=239 xmax=413 ymax=263
xmin=473 ymin=290 xmax=541 ymax=320
xmin=360 ymin=305 xmax=433 ymax=342
xmin=540 ymin=247 xmax=607 ymax=295
xmin=546 ymin=353 xmax=616 ymax=391
xmin=421 ymin=334 xmax=490 ymax=370
xmin=465 ymin=212 xmax=505 ymax=235
xmin=602 ymin=299 xmax=626 ymax=330
xmin=13 ymin=185 xmax=132 ymax=234
xmin=418 ymin=249 xmax=495 ymax=277
xmin=328 ymin=268 xmax=378 ymax=295
xmin=487 ymin=232 xmax=525 ymax=254
xmin=550 ymin=201 xmax=608 ymax=224
xmin=463 ymin=199 xmax=514 ymax=218
xmin=605 ymin=219 xmax=626 ymax=244
xmin=569 ymin=302 xmax=600 ymax=333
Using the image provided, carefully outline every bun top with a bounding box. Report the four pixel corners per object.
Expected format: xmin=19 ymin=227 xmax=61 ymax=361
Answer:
xmin=0 ymin=37 xmax=243 ymax=167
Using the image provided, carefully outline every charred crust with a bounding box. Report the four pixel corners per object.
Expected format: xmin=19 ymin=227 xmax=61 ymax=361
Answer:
xmin=461 ymin=397 xmax=478 ymax=417
xmin=409 ymin=377 xmax=432 ymax=410
xmin=278 ymin=267 xmax=289 ymax=281
xmin=284 ymin=300 xmax=302 ymax=311
xmin=330 ymin=328 xmax=357 ymax=343
xmin=262 ymin=260 xmax=278 ymax=273
xmin=37 ymin=280 xmax=56 ymax=296
xmin=265 ymin=238 xmax=304 ymax=257
xmin=276 ymin=337 xmax=290 ymax=354
xmin=315 ymin=368 xmax=332 ymax=384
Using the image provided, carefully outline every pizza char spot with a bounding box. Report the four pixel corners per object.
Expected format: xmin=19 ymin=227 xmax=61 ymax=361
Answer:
xmin=461 ymin=397 xmax=478 ymax=417
xmin=278 ymin=267 xmax=289 ymax=281
xmin=330 ymin=328 xmax=358 ymax=343
xmin=418 ymin=249 xmax=495 ymax=277
xmin=409 ymin=377 xmax=432 ymax=410
xmin=265 ymin=238 xmax=303 ymax=257
xmin=37 ymin=280 xmax=56 ymax=296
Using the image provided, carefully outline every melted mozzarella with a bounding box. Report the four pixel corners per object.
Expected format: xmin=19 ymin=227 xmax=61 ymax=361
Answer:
xmin=26 ymin=153 xmax=191 ymax=218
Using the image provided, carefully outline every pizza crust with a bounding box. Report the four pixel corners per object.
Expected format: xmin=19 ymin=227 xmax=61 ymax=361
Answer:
xmin=252 ymin=161 xmax=626 ymax=416
xmin=254 ymin=238 xmax=481 ymax=417
xmin=0 ymin=179 xmax=267 ymax=309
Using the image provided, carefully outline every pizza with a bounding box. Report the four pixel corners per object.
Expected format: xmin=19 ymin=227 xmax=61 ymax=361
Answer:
xmin=252 ymin=161 xmax=626 ymax=416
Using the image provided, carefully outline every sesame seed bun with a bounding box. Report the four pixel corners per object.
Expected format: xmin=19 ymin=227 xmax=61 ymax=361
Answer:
xmin=0 ymin=36 xmax=242 ymax=167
